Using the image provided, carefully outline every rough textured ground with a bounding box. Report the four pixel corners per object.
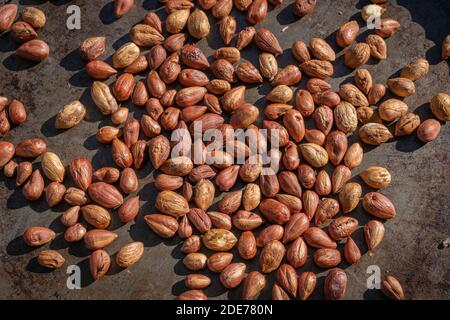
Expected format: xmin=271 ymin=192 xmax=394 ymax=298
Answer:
xmin=0 ymin=0 xmax=448 ymax=299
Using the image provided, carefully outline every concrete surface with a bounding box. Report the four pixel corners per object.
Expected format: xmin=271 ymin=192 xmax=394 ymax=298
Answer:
xmin=0 ymin=0 xmax=449 ymax=300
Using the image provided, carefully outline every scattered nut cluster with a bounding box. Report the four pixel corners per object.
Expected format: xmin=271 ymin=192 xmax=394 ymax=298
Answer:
xmin=0 ymin=4 xmax=49 ymax=62
xmin=0 ymin=0 xmax=449 ymax=300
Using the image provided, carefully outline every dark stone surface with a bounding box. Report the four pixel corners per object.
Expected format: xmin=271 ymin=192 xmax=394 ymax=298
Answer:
xmin=0 ymin=0 xmax=449 ymax=299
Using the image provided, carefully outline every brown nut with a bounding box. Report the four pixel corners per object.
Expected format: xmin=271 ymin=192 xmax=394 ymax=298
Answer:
xmin=145 ymin=214 xmax=178 ymax=238
xmin=23 ymin=226 xmax=55 ymax=247
xmin=0 ymin=141 xmax=15 ymax=169
xmin=364 ymin=220 xmax=385 ymax=251
xmin=339 ymin=182 xmax=362 ymax=213
xmin=298 ymin=272 xmax=317 ymax=300
xmin=242 ymin=271 xmax=266 ymax=300
xmin=303 ymin=227 xmax=337 ymax=249
xmin=313 ymin=248 xmax=342 ymax=268
xmin=79 ymin=37 xmax=106 ymax=61
xmin=0 ymin=4 xmax=18 ymax=33
xmin=417 ymin=119 xmax=441 ymax=143
xmin=16 ymin=39 xmax=50 ymax=62
xmin=10 ymin=21 xmax=37 ymax=43
xmin=238 ymin=231 xmax=257 ymax=260
xmin=292 ymin=40 xmax=310 ymax=63
xmin=293 ymin=0 xmax=317 ymax=17
xmin=64 ymin=187 xmax=89 ymax=206
xmin=84 ymin=229 xmax=118 ymax=250
xmin=366 ymin=34 xmax=387 ymax=59
xmin=37 ymin=250 xmax=65 ymax=269
xmin=375 ymin=18 xmax=400 ymax=38
xmin=336 ymin=20 xmax=359 ymax=48
xmin=220 ymin=262 xmax=246 ymax=288
xmin=254 ymin=28 xmax=283 ymax=56
xmin=90 ymin=249 xmax=111 ymax=280
xmin=324 ymin=268 xmax=347 ymax=300
xmin=202 ymin=228 xmax=237 ymax=251
xmin=23 ymin=169 xmax=44 ymax=201
xmin=246 ymin=0 xmax=268 ymax=25
xmin=183 ymin=252 xmax=207 ymax=271
xmin=387 ymin=77 xmax=415 ymax=97
xmin=207 ymin=252 xmax=233 ymax=273
xmin=64 ymin=223 xmax=87 ymax=243
xmin=400 ymin=58 xmax=429 ymax=81
xmin=310 ymin=38 xmax=335 ymax=61
xmin=256 ymin=225 xmax=284 ymax=248
xmin=344 ymin=43 xmax=370 ymax=68
xmin=430 ymin=92 xmax=450 ymax=121
xmin=45 ymin=181 xmax=66 ymax=207
xmin=328 ymin=216 xmax=358 ymax=240
xmin=381 ymin=276 xmax=405 ymax=300
xmin=304 ymin=129 xmax=326 ymax=146
xmin=300 ymin=59 xmax=334 ymax=79
xmin=116 ymin=241 xmax=144 ymax=268
xmin=359 ymin=123 xmax=393 ymax=145
xmin=344 ymin=237 xmax=361 ymax=265
xmin=88 ymin=182 xmax=123 ymax=209
xmin=362 ymin=192 xmax=396 ymax=219
xmin=260 ymin=240 xmax=285 ymax=273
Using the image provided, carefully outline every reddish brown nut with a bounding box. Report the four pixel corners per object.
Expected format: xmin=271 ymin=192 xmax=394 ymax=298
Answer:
xmin=298 ymin=272 xmax=317 ymax=300
xmin=260 ymin=240 xmax=285 ymax=273
xmin=144 ymin=214 xmax=178 ymax=239
xmin=324 ymin=268 xmax=347 ymax=300
xmin=293 ymin=0 xmax=317 ymax=17
xmin=246 ymin=0 xmax=268 ymax=24
xmin=344 ymin=237 xmax=361 ymax=265
xmin=90 ymin=249 xmax=111 ymax=280
xmin=88 ymin=182 xmax=124 ymax=209
xmin=70 ymin=157 xmax=93 ymax=191
xmin=375 ymin=18 xmax=401 ymax=38
xmin=60 ymin=206 xmax=81 ymax=227
xmin=185 ymin=274 xmax=211 ymax=290
xmin=256 ymin=225 xmax=284 ymax=247
xmin=313 ymin=248 xmax=342 ymax=268
xmin=37 ymin=250 xmax=65 ymax=269
xmin=0 ymin=4 xmax=18 ymax=32
xmin=86 ymin=60 xmax=117 ymax=80
xmin=364 ymin=220 xmax=385 ymax=251
xmin=64 ymin=223 xmax=87 ymax=243
xmin=238 ymin=231 xmax=257 ymax=260
xmin=259 ymin=199 xmax=291 ymax=224
xmin=177 ymin=290 xmax=208 ymax=300
xmin=242 ymin=271 xmax=266 ymax=300
xmin=362 ymin=192 xmax=396 ymax=219
xmin=282 ymin=212 xmax=309 ymax=244
xmin=381 ymin=276 xmax=405 ymax=300
xmin=8 ymin=99 xmax=27 ymax=125
xmin=16 ymin=39 xmax=50 ymax=62
xmin=276 ymin=264 xmax=298 ymax=297
xmin=328 ymin=216 xmax=358 ymax=240
xmin=117 ymin=196 xmax=140 ymax=223
xmin=336 ymin=20 xmax=359 ymax=48
xmin=417 ymin=119 xmax=441 ymax=143
xmin=303 ymin=227 xmax=337 ymax=249
xmin=115 ymin=0 xmax=134 ymax=18
xmin=23 ymin=226 xmax=55 ymax=247
xmin=254 ymin=28 xmax=283 ymax=56
xmin=23 ymin=169 xmax=44 ymax=201
xmin=15 ymin=138 xmax=47 ymax=158
xmin=272 ymin=283 xmax=290 ymax=300
xmin=10 ymin=21 xmax=37 ymax=43
xmin=113 ymin=73 xmax=135 ymax=101
xmin=220 ymin=262 xmax=246 ymax=288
